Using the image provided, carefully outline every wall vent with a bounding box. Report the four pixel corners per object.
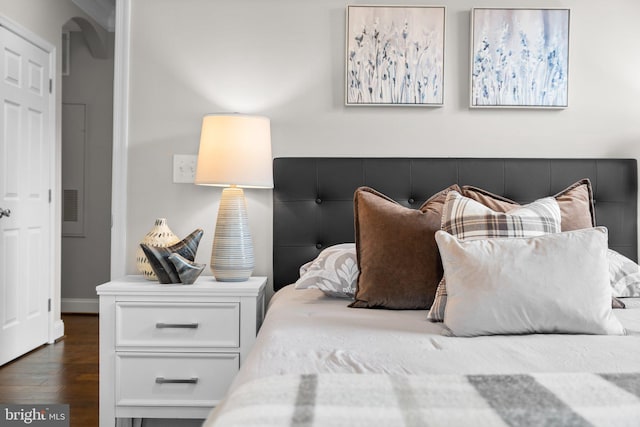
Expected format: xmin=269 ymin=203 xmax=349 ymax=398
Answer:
xmin=63 ymin=189 xmax=79 ymax=222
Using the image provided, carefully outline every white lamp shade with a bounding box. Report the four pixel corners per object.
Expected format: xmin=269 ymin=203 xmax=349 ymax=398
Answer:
xmin=195 ymin=114 xmax=273 ymax=188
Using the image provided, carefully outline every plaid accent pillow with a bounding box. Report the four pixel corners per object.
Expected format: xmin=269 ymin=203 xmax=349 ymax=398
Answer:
xmin=427 ymin=191 xmax=562 ymax=322
xmin=461 ymin=179 xmax=595 ymax=232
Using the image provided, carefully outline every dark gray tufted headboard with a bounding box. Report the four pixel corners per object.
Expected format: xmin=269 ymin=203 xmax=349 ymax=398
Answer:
xmin=273 ymin=158 xmax=638 ymax=291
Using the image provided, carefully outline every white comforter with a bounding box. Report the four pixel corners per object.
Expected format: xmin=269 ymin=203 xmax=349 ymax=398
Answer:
xmin=204 ymin=285 xmax=640 ymax=425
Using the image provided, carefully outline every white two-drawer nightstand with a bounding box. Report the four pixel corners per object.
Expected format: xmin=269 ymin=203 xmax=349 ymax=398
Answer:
xmin=96 ymin=275 xmax=266 ymax=426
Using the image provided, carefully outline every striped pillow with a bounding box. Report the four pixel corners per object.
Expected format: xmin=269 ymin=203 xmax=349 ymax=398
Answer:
xmin=427 ymin=191 xmax=562 ymax=322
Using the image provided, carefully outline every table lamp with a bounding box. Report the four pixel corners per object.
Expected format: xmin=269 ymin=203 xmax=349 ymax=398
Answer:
xmin=194 ymin=114 xmax=273 ymax=282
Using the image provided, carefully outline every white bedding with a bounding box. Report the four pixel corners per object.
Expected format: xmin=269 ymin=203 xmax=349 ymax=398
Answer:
xmin=204 ymin=285 xmax=640 ymax=425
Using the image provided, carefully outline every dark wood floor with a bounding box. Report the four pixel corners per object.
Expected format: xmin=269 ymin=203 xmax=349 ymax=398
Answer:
xmin=0 ymin=314 xmax=99 ymax=427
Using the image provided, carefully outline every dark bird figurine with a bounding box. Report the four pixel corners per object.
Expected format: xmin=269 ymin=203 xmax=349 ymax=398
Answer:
xmin=168 ymin=253 xmax=205 ymax=284
xmin=140 ymin=228 xmax=204 ymax=284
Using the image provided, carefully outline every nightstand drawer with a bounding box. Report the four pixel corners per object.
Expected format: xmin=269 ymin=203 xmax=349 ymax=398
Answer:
xmin=116 ymin=352 xmax=239 ymax=407
xmin=116 ymin=302 xmax=240 ymax=348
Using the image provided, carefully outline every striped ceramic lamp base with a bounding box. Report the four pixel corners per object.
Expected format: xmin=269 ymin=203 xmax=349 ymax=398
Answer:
xmin=211 ymin=186 xmax=254 ymax=282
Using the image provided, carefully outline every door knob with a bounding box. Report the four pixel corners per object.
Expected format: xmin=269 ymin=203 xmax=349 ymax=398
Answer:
xmin=0 ymin=208 xmax=10 ymax=218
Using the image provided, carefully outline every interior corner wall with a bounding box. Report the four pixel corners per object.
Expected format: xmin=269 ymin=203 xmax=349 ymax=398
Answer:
xmin=126 ymin=0 xmax=640 ymax=299
xmin=0 ymin=0 xmax=110 ymax=328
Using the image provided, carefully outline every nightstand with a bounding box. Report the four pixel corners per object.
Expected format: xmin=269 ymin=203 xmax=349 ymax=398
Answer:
xmin=96 ymin=275 xmax=266 ymax=426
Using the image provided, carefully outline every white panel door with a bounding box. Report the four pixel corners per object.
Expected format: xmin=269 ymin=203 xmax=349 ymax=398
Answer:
xmin=0 ymin=25 xmax=51 ymax=366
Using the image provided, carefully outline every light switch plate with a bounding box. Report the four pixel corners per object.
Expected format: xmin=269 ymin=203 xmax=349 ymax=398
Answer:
xmin=173 ymin=154 xmax=198 ymax=183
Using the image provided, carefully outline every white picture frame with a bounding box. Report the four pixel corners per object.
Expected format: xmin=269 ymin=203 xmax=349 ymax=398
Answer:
xmin=345 ymin=5 xmax=446 ymax=106
xmin=470 ymin=8 xmax=570 ymax=109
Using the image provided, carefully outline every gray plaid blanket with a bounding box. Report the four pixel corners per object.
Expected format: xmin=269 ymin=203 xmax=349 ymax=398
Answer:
xmin=211 ymin=372 xmax=640 ymax=427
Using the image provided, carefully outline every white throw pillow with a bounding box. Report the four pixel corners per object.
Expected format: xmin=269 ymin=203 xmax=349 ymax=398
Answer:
xmin=427 ymin=191 xmax=562 ymax=322
xmin=608 ymin=249 xmax=640 ymax=297
xmin=294 ymin=244 xmax=358 ymax=298
xmin=435 ymin=227 xmax=625 ymax=337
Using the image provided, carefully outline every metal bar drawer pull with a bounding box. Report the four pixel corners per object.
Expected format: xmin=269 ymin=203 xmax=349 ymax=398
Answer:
xmin=155 ymin=377 xmax=199 ymax=384
xmin=155 ymin=322 xmax=199 ymax=329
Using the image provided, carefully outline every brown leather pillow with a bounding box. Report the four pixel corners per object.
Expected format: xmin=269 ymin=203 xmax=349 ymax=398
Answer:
xmin=350 ymin=185 xmax=460 ymax=309
xmin=461 ymin=178 xmax=596 ymax=230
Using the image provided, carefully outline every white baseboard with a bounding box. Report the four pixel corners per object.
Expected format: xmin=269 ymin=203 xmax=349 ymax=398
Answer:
xmin=61 ymin=298 xmax=99 ymax=313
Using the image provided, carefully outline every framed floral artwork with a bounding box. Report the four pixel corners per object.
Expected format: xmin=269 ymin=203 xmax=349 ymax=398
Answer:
xmin=345 ymin=5 xmax=445 ymax=106
xmin=470 ymin=8 xmax=570 ymax=108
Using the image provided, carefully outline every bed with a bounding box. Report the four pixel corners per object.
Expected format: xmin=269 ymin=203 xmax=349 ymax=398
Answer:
xmin=204 ymin=158 xmax=640 ymax=426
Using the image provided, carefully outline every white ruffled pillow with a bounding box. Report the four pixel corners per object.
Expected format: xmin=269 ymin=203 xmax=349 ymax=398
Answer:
xmin=294 ymin=244 xmax=358 ymax=298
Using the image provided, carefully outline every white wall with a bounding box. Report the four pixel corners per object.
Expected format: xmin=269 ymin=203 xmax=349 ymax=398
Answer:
xmin=126 ymin=0 xmax=640 ymax=297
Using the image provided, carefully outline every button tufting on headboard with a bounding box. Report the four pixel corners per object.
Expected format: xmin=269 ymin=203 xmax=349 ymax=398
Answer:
xmin=273 ymin=158 xmax=638 ymax=291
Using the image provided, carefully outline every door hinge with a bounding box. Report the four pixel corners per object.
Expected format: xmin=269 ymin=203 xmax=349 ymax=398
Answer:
xmin=48 ymin=189 xmax=52 ymax=203
xmin=48 ymin=298 xmax=51 ymax=312
xmin=49 ymin=79 xmax=52 ymax=93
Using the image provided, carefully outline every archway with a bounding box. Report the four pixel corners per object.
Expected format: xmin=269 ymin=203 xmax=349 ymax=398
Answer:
xmin=68 ymin=16 xmax=108 ymax=59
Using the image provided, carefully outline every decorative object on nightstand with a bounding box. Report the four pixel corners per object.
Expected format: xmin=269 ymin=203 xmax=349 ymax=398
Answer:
xmin=195 ymin=114 xmax=273 ymax=282
xmin=136 ymin=218 xmax=180 ymax=280
xmin=140 ymin=228 xmax=204 ymax=284
xmin=168 ymin=253 xmax=206 ymax=284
